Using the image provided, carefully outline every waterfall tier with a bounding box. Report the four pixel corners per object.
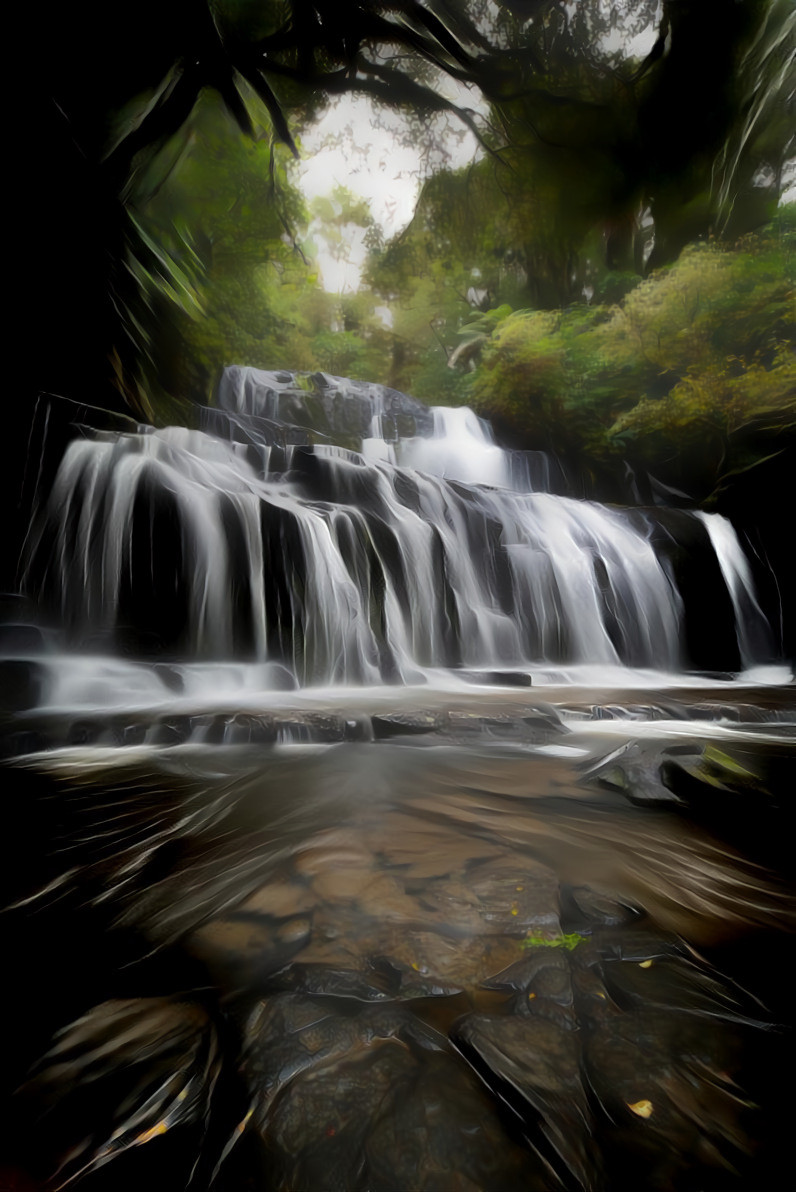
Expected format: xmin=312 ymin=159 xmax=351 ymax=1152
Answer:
xmin=21 ymin=367 xmax=776 ymax=685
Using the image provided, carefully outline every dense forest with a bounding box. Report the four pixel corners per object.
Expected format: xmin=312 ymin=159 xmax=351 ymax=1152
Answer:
xmin=9 ymin=0 xmax=795 ymax=579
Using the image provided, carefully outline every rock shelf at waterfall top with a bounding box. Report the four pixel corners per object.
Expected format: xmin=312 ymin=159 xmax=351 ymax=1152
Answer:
xmin=3 ymin=364 xmax=793 ymax=765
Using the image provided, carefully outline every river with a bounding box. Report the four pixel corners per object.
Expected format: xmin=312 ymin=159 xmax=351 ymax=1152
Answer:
xmin=1 ymin=368 xmax=794 ymax=1190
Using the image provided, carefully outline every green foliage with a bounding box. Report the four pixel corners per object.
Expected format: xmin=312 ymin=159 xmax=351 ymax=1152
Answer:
xmin=470 ymin=211 xmax=795 ymax=496
xmin=137 ymin=99 xmax=400 ymax=401
xmin=89 ymin=2 xmax=793 ymax=429
xmin=135 ymin=96 xmax=313 ymax=401
xmin=520 ymin=931 xmax=588 ymax=952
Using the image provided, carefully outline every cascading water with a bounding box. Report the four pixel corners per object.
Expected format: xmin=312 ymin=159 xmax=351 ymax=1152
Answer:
xmin=21 ymin=366 xmax=775 ymax=687
xmin=5 ymin=369 xmax=795 ymax=1192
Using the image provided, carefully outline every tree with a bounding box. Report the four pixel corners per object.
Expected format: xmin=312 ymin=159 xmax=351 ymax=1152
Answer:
xmin=138 ymin=95 xmax=322 ymax=405
xmin=469 ymin=209 xmax=796 ymax=500
xmin=18 ymin=0 xmax=793 ymax=416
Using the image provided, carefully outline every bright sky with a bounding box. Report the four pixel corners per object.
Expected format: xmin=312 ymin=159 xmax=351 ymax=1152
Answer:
xmin=292 ymin=8 xmax=790 ymax=296
xmin=291 ymin=9 xmax=663 ymax=294
xmin=294 ymin=92 xmax=484 ymax=292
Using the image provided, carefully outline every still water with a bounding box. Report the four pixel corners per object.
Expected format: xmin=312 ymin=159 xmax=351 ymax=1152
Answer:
xmin=3 ymin=676 xmax=794 ymax=1190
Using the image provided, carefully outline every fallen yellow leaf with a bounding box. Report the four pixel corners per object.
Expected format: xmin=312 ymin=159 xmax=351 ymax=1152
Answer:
xmin=236 ymin=1109 xmax=254 ymax=1135
xmin=135 ymin=1121 xmax=168 ymax=1144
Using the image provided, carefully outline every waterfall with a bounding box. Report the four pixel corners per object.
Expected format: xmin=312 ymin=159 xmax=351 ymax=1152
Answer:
xmin=695 ymin=511 xmax=775 ymax=670
xmin=21 ymin=367 xmax=776 ymax=686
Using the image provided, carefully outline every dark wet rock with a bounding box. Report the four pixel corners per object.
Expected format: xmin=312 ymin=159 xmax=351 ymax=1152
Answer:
xmin=452 ymin=1011 xmax=593 ymax=1190
xmin=343 ymin=715 xmax=372 ymax=741
xmin=482 ymin=947 xmax=572 ymax=1004
xmin=227 ymin=712 xmax=277 ymax=745
xmin=660 ymin=742 xmax=796 ymax=866
xmin=353 ymin=1004 xmax=451 ymax=1053
xmin=484 ymin=941 xmax=627 ymax=1029
xmin=273 ymin=712 xmax=348 ymax=743
xmin=154 ymin=661 xmax=184 ymax=693
xmin=659 ymin=743 xmax=775 ymax=829
xmin=600 ymin=955 xmax=764 ymax=1025
xmin=185 ymin=911 xmax=312 ymax=981
xmin=570 ymin=958 xmax=624 ymax=1027
xmin=196 ymin=714 xmax=228 ymax=744
xmin=102 ymin=720 xmax=128 ymax=747
xmin=467 ymin=857 xmax=560 ymax=935
xmin=522 ymin=705 xmax=566 ymax=734
xmin=264 ymin=962 xmax=398 ymax=1002
xmin=577 ymin=929 xmax=687 ymax=967
xmin=18 ymin=998 xmax=219 ymax=1188
xmin=441 ymin=704 xmax=564 ymax=745
xmin=219 ymin=367 xmax=435 ymax=449
xmin=442 ymin=709 xmax=560 ymax=743
xmin=459 ymin=669 xmax=533 ymax=688
xmin=687 ymin=701 xmax=770 ymax=723
xmin=582 ymin=741 xmax=704 ymax=806
xmin=241 ymin=996 xmax=445 ymax=1117
xmin=0 ymin=623 xmax=47 ymax=655
xmin=412 ymin=874 xmax=484 ymax=933
xmin=122 ymin=722 xmax=147 ymax=746
xmin=481 ymin=714 xmax=547 ymax=742
xmin=371 ymin=712 xmax=442 ymax=740
xmin=67 ymin=719 xmax=102 ymax=746
xmin=591 ymin=704 xmax=633 ymax=720
xmin=263 ymin=1041 xmax=419 ymax=1191
xmin=298 ymin=712 xmax=348 ymax=742
xmin=0 ymin=592 xmax=34 ymax=622
xmin=584 ymin=1009 xmax=753 ymax=1187
xmin=241 ymin=995 xmax=362 ymax=1115
xmin=1 ymin=728 xmax=47 ymax=757
xmin=661 ymin=745 xmax=753 ymax=795
xmin=363 ymin=1050 xmax=551 ymax=1192
xmin=151 ymin=716 xmax=191 ymax=746
xmin=237 ymin=875 xmax=316 ymax=920
xmin=369 ymin=955 xmax=464 ymax=1000
xmin=382 ymin=929 xmax=524 ymax=990
xmin=242 ymin=996 xmax=546 ymax=1192
xmin=487 ymin=948 xmax=579 ymax=1032
xmin=640 ymin=509 xmax=742 ymax=672
xmin=686 ymin=670 xmax=737 ymax=683
xmin=562 ymin=884 xmax=644 ymax=930
xmin=0 ymin=659 xmax=44 ymax=712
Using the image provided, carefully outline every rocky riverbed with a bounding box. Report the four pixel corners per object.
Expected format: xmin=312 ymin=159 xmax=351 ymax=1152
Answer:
xmin=2 ymin=685 xmax=794 ymax=1190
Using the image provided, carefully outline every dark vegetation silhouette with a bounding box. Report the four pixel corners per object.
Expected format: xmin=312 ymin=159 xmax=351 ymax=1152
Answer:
xmin=9 ymin=1 xmax=795 ymax=633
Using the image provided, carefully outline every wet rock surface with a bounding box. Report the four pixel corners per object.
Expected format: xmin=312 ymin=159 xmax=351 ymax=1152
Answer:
xmin=2 ymin=723 xmax=793 ymax=1191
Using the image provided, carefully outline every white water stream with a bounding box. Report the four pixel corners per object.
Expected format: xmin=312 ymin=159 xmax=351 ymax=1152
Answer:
xmin=20 ymin=367 xmax=778 ymax=694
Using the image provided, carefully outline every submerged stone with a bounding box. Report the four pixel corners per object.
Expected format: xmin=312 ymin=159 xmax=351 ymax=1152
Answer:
xmin=451 ymin=1011 xmax=593 ymax=1189
xmin=241 ymin=995 xmax=547 ymax=1192
xmin=0 ymin=660 xmax=44 ymax=712
xmin=371 ymin=712 xmax=442 ymax=740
